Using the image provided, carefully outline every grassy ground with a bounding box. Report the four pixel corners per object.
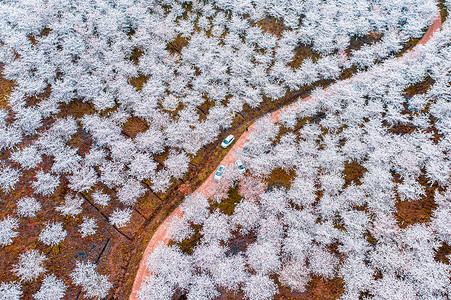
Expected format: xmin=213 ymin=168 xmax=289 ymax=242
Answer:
xmin=0 ymin=65 xmax=14 ymax=110
xmin=216 ymin=276 xmax=345 ymax=300
xmin=210 ymin=185 xmax=243 ymax=216
xmin=404 ymin=76 xmax=436 ymax=97
xmin=439 ymin=0 xmax=449 ymax=23
xmin=263 ymin=168 xmax=296 ymax=191
xmin=343 ymin=161 xmax=367 ymax=187
xmin=395 ymin=173 xmax=440 ymax=228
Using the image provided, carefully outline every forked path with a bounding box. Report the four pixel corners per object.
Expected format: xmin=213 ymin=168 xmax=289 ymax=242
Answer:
xmin=129 ymin=13 xmax=442 ymax=300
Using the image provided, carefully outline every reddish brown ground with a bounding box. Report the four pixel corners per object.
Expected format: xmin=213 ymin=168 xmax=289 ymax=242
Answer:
xmin=256 ymin=16 xmax=285 ymax=37
xmin=395 ymin=175 xmax=439 ymax=228
xmin=264 ymin=168 xmax=297 ymax=191
xmin=215 ymin=276 xmax=344 ymax=300
xmin=288 ymin=276 xmax=345 ymax=300
xmin=0 ymin=65 xmax=14 ymax=109
xmin=122 ymin=116 xmax=149 ymax=138
xmin=343 ymin=161 xmax=367 ymax=187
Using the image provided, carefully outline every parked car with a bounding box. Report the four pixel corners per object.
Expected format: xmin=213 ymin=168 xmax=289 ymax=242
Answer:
xmin=235 ymin=159 xmax=245 ymax=174
xmin=214 ymin=165 xmax=225 ymax=181
xmin=221 ymin=134 xmax=235 ymax=148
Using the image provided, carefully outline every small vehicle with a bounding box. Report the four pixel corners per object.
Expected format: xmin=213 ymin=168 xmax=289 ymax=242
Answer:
xmin=214 ymin=165 xmax=225 ymax=181
xmin=221 ymin=135 xmax=235 ymax=148
xmin=235 ymin=159 xmax=245 ymax=174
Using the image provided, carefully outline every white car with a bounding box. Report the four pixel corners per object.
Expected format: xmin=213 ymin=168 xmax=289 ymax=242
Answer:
xmin=235 ymin=159 xmax=245 ymax=174
xmin=214 ymin=165 xmax=225 ymax=181
xmin=221 ymin=135 xmax=235 ymax=148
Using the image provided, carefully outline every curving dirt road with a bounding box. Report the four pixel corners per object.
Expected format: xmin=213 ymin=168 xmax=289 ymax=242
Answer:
xmin=129 ymin=12 xmax=442 ymax=300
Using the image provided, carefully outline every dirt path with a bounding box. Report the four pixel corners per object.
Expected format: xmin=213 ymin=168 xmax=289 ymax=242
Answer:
xmin=418 ymin=13 xmax=442 ymax=46
xmin=129 ymin=13 xmax=442 ymax=300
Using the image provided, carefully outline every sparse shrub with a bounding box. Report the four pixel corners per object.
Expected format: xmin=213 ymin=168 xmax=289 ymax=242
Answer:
xmin=0 ymin=216 xmax=19 ymax=247
xmin=13 ymin=249 xmax=47 ymax=282
xmin=38 ymin=222 xmax=67 ymax=246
